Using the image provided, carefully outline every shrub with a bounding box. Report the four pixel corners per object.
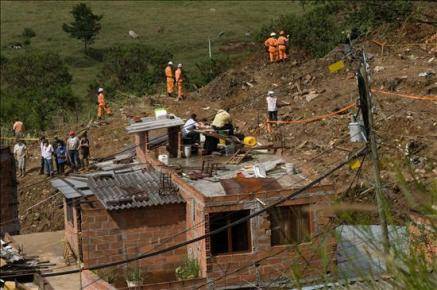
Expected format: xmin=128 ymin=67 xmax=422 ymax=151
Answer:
xmin=95 ymin=43 xmax=172 ymax=96
xmin=175 ymin=257 xmax=200 ymax=280
xmin=257 ymin=1 xmax=413 ymax=57
xmin=191 ymin=55 xmax=231 ymax=88
xmin=22 ymin=27 xmax=36 ymax=39
xmin=0 ymin=52 xmax=76 ymax=130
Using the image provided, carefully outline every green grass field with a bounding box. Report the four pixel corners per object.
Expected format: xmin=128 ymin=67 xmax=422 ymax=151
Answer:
xmin=1 ymin=1 xmax=300 ymax=98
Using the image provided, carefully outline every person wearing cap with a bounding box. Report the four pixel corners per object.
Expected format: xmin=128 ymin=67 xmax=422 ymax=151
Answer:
xmin=266 ymin=91 xmax=279 ymax=122
xmin=175 ymin=64 xmax=184 ymax=101
xmin=97 ymin=88 xmax=112 ymax=120
xmin=264 ymin=32 xmax=278 ymax=63
xmin=165 ymin=61 xmax=175 ymax=97
xmin=67 ymin=131 xmax=80 ymax=172
xmin=277 ymin=31 xmax=289 ymax=61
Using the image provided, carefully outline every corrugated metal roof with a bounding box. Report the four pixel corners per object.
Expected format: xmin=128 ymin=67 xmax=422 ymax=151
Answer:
xmin=88 ymin=168 xmax=184 ymax=210
xmin=126 ymin=116 xmax=184 ymax=133
xmin=50 ymin=176 xmax=94 ymax=199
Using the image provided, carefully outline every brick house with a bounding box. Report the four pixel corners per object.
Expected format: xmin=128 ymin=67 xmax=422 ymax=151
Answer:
xmin=52 ymin=115 xmax=336 ymax=289
xmin=0 ymin=146 xmax=20 ymax=236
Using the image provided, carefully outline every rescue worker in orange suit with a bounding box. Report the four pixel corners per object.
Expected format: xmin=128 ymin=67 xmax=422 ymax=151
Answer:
xmin=264 ymin=32 xmax=278 ymax=63
xmin=97 ymin=88 xmax=112 ymax=120
xmin=165 ymin=61 xmax=175 ymax=97
xmin=175 ymin=63 xmax=184 ymax=101
xmin=277 ymin=31 xmax=289 ymax=61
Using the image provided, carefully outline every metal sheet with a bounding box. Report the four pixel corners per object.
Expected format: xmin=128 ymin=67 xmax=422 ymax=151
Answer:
xmin=220 ymin=176 xmax=282 ymax=195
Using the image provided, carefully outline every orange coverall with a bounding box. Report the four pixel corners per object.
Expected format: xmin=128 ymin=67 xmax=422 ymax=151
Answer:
xmin=264 ymin=37 xmax=278 ymax=63
xmin=97 ymin=92 xmax=112 ymax=118
xmin=165 ymin=65 xmax=174 ymax=95
xmin=175 ymin=68 xmax=183 ymax=100
xmin=277 ymin=35 xmax=288 ymax=61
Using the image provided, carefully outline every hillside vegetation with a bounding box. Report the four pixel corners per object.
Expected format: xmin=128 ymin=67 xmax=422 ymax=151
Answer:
xmin=1 ymin=1 xmax=300 ymax=98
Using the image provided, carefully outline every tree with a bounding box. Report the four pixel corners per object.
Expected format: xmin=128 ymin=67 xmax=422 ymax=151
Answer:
xmin=1 ymin=52 xmax=76 ymax=130
xmin=62 ymin=3 xmax=103 ymax=52
xmin=95 ymin=44 xmax=172 ymax=95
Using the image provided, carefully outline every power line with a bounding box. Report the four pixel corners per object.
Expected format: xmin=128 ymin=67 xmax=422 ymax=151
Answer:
xmin=40 ymin=146 xmax=366 ymax=278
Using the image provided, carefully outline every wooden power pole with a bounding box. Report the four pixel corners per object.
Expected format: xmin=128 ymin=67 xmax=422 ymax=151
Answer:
xmin=359 ymin=54 xmax=390 ymax=254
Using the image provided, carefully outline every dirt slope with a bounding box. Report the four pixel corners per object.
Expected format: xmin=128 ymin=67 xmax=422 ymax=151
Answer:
xmin=17 ymin=21 xmax=436 ymax=232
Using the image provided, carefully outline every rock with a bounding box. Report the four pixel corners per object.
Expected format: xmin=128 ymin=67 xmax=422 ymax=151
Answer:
xmin=128 ymin=30 xmax=139 ymax=39
xmin=418 ymin=71 xmax=434 ymax=78
xmin=424 ymin=83 xmax=437 ymax=95
xmin=305 ymin=91 xmax=319 ymax=102
xmin=387 ymin=78 xmax=403 ymax=91
xmin=374 ymin=66 xmax=384 ymax=72
xmin=428 ymin=57 xmax=435 ymax=63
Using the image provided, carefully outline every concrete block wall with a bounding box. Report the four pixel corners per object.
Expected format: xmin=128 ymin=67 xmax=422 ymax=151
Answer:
xmin=79 ymin=196 xmax=187 ymax=282
xmin=63 ymin=198 xmax=81 ymax=258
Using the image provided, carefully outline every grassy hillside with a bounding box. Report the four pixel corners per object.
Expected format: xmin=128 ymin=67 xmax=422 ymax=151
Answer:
xmin=1 ymin=1 xmax=300 ymax=98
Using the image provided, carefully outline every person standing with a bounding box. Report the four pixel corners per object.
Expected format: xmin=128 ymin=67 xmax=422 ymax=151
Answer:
xmin=277 ymin=31 xmax=289 ymax=61
xmin=79 ymin=132 xmax=90 ymax=169
xmin=175 ymin=64 xmax=184 ymax=101
xmin=97 ymin=88 xmax=112 ymax=120
xmin=42 ymin=139 xmax=54 ymax=177
xmin=12 ymin=119 xmax=24 ymax=138
xmin=52 ymin=137 xmax=60 ymax=174
xmin=39 ymin=136 xmax=46 ymax=175
xmin=266 ymin=91 xmax=278 ymax=122
xmin=67 ymin=131 xmax=80 ymax=172
xmin=55 ymin=140 xmax=67 ymax=175
xmin=13 ymin=139 xmax=27 ymax=177
xmin=264 ymin=32 xmax=278 ymax=63
xmin=165 ymin=61 xmax=175 ymax=97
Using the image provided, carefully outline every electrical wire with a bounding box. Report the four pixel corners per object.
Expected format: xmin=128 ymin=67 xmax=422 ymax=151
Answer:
xmin=38 ymin=146 xmax=366 ymax=278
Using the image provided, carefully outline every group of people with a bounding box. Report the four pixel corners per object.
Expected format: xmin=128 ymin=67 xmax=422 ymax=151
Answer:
xmin=38 ymin=131 xmax=90 ymax=177
xmin=181 ymin=108 xmax=234 ymax=155
xmin=264 ymin=31 xmax=289 ymax=63
xmin=165 ymin=62 xmax=185 ymax=101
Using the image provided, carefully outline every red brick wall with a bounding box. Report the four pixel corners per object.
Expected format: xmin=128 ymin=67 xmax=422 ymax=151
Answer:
xmin=204 ymin=194 xmax=336 ymax=289
xmin=131 ymin=277 xmax=207 ymax=290
xmin=81 ymin=270 xmax=117 ymax=290
xmin=79 ymin=196 xmax=187 ymax=283
xmin=64 ymin=198 xmax=81 ymax=258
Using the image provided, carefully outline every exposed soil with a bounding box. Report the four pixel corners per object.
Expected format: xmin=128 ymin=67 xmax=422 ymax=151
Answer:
xmin=17 ymin=21 xmax=436 ymax=232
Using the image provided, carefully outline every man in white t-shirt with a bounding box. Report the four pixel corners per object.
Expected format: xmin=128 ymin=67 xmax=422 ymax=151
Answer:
xmin=266 ymin=90 xmax=278 ymax=121
xmin=13 ymin=139 xmax=27 ymax=177
xmin=67 ymin=131 xmax=80 ymax=171
xmin=42 ymin=139 xmax=54 ymax=176
xmin=183 ymin=114 xmax=201 ymax=145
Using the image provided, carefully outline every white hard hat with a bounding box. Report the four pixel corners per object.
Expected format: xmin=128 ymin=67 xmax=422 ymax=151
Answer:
xmin=267 ymin=90 xmax=274 ymax=96
xmin=270 ymin=32 xmax=276 ymax=37
xmin=98 ymin=88 xmax=104 ymax=93
xmin=178 ymin=63 xmax=183 ymax=68
xmin=168 ymin=61 xmax=173 ymax=65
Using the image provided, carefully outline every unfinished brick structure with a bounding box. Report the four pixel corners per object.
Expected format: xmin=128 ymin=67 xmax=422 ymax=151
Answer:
xmin=52 ymin=168 xmax=187 ymax=283
xmin=0 ymin=146 xmax=20 ymax=236
xmin=52 ymin=115 xmax=336 ymax=289
xmin=126 ymin=116 xmax=337 ymax=289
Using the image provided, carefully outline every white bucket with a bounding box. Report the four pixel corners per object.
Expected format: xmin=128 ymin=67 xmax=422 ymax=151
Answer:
xmin=184 ymin=145 xmax=192 ymax=158
xmin=285 ymin=163 xmax=296 ymax=174
xmin=348 ymin=122 xmax=366 ymax=142
xmin=158 ymin=154 xmax=169 ymax=165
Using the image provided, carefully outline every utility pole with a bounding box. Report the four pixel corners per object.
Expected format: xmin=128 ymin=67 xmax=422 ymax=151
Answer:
xmin=359 ymin=53 xmax=390 ymax=254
